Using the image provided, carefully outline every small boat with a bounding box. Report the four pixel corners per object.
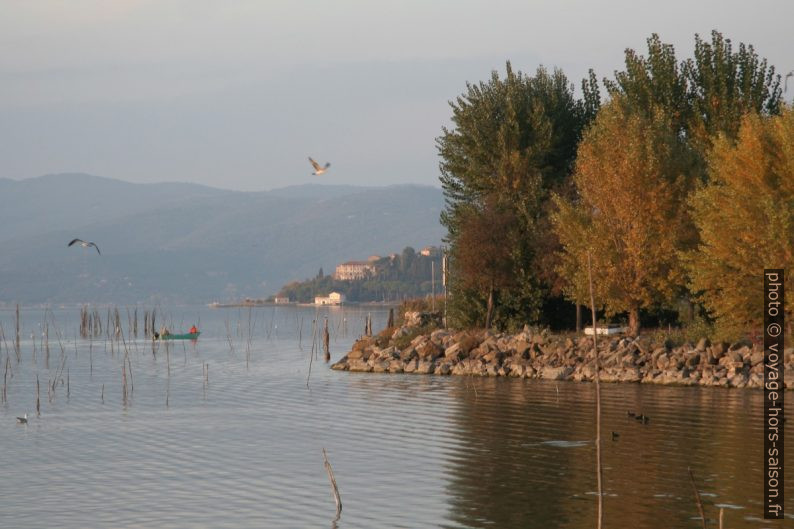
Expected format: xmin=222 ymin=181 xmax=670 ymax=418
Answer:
xmin=155 ymin=332 xmax=200 ymax=341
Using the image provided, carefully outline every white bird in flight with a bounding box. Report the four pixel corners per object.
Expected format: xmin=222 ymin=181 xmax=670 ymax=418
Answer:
xmin=16 ymin=413 xmax=27 ymax=424
xmin=68 ymin=238 xmax=101 ymax=255
xmin=308 ymin=157 xmax=331 ymax=176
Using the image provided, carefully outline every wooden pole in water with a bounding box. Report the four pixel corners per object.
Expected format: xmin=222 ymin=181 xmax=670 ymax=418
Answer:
xmin=122 ymin=364 xmax=128 ymax=405
xmin=688 ymin=467 xmax=708 ymax=529
xmin=3 ymin=355 xmax=8 ymax=403
xmin=322 ymin=448 xmax=342 ymax=519
xmin=36 ymin=375 xmax=40 ymax=416
xmin=15 ymin=303 xmax=20 ymax=357
xmin=298 ymin=316 xmax=304 ymax=350
xmin=587 ymin=253 xmax=603 ymax=529
xmin=323 ymin=317 xmax=330 ymax=362
xmin=126 ymin=354 xmax=134 ymax=396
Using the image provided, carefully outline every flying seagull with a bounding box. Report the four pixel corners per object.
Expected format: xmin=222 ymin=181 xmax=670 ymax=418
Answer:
xmin=68 ymin=238 xmax=101 ymax=255
xmin=308 ymin=157 xmax=331 ymax=176
xmin=16 ymin=413 xmax=27 ymax=424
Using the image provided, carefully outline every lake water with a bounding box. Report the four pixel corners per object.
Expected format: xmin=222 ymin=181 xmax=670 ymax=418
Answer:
xmin=0 ymin=305 xmax=792 ymax=528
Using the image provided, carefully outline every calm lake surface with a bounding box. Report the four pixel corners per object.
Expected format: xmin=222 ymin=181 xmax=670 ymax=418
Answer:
xmin=0 ymin=305 xmax=792 ymax=528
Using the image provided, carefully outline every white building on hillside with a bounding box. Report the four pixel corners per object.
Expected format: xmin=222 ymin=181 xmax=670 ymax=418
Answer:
xmin=314 ymin=292 xmax=346 ymax=305
xmin=335 ymin=261 xmax=376 ymax=280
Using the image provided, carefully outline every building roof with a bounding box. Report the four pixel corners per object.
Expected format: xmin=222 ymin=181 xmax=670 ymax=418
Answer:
xmin=338 ymin=261 xmax=374 ymax=266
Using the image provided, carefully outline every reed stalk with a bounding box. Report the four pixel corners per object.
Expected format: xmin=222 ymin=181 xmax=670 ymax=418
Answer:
xmin=298 ymin=316 xmax=304 ymax=350
xmin=322 ymin=448 xmax=342 ymax=520
xmin=3 ymin=355 xmax=9 ymax=403
xmin=587 ymin=253 xmax=603 ymax=529
xmin=126 ymin=353 xmax=134 ymax=396
xmin=15 ymin=303 xmax=21 ymax=357
xmin=122 ymin=364 xmax=128 ymax=405
xmin=688 ymin=467 xmax=708 ymax=529
xmin=51 ymin=355 xmax=67 ymax=393
xmin=323 ymin=317 xmax=330 ymax=362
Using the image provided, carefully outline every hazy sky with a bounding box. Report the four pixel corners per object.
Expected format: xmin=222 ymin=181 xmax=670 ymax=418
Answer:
xmin=1 ymin=1 xmax=792 ymax=191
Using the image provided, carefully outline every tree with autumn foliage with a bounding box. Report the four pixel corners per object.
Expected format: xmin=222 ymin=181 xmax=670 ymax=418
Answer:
xmin=453 ymin=196 xmax=519 ymax=329
xmin=553 ymin=99 xmax=698 ymax=336
xmin=686 ymin=108 xmax=794 ymax=338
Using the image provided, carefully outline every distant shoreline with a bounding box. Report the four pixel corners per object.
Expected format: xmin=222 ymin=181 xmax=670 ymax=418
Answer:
xmin=208 ymin=300 xmax=400 ymax=309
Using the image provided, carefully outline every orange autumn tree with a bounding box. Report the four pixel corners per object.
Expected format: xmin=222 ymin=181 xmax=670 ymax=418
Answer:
xmin=454 ymin=196 xmax=519 ymax=329
xmin=686 ymin=108 xmax=794 ymax=338
xmin=553 ymin=99 xmax=698 ymax=336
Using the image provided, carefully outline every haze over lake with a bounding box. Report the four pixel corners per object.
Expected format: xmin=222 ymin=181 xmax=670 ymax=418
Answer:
xmin=0 ymin=174 xmax=445 ymax=304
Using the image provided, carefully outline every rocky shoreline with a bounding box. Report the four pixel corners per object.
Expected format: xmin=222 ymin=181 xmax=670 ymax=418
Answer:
xmin=332 ymin=312 xmax=794 ymax=389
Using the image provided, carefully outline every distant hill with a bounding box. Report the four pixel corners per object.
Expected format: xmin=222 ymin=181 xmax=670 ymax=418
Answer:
xmin=0 ymin=173 xmax=233 ymax=243
xmin=0 ymin=174 xmax=445 ymax=304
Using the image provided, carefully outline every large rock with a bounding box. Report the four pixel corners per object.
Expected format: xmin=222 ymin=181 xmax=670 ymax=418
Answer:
xmin=403 ymin=311 xmax=442 ymax=328
xmin=388 ymin=360 xmax=404 ymax=373
xmin=481 ymin=350 xmax=505 ymax=365
xmin=415 ymin=361 xmax=435 ymax=374
xmin=541 ymin=366 xmax=573 ymax=381
xmin=695 ymin=337 xmax=711 ymax=352
xmin=400 ymin=347 xmax=418 ymax=361
xmin=403 ymin=359 xmax=418 ymax=373
xmin=416 ymin=341 xmax=443 ymax=360
xmin=444 ymin=342 xmax=462 ymax=360
xmin=436 ymin=362 xmax=452 ymax=375
xmin=512 ymin=339 xmax=531 ymax=359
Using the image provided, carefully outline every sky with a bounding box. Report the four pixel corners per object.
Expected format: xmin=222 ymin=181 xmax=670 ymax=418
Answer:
xmin=1 ymin=0 xmax=792 ymax=192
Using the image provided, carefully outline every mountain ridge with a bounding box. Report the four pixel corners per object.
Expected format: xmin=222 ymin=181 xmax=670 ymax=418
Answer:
xmin=0 ymin=173 xmax=446 ymax=304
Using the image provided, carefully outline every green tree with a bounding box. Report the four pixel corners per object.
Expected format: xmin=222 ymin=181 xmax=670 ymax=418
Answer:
xmin=400 ymin=246 xmax=416 ymax=274
xmin=685 ymin=30 xmax=783 ymax=152
xmin=438 ymin=63 xmax=591 ymax=329
xmin=604 ymin=33 xmax=689 ymax=126
xmin=553 ymin=99 xmax=698 ymax=336
xmin=606 ymin=31 xmax=782 ymax=157
xmin=686 ymin=109 xmax=794 ymax=338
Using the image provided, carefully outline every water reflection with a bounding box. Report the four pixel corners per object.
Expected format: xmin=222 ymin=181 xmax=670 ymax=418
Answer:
xmin=443 ymin=378 xmax=793 ymax=528
xmin=0 ymin=306 xmax=791 ymax=528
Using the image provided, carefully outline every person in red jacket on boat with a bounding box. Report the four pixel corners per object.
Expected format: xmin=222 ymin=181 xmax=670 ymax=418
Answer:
xmin=189 ymin=325 xmax=198 ymax=334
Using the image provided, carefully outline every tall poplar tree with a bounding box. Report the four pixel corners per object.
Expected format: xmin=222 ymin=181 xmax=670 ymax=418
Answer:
xmin=437 ymin=63 xmax=592 ymax=329
xmin=553 ymin=99 xmax=698 ymax=336
xmin=686 ymin=109 xmax=794 ymax=338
